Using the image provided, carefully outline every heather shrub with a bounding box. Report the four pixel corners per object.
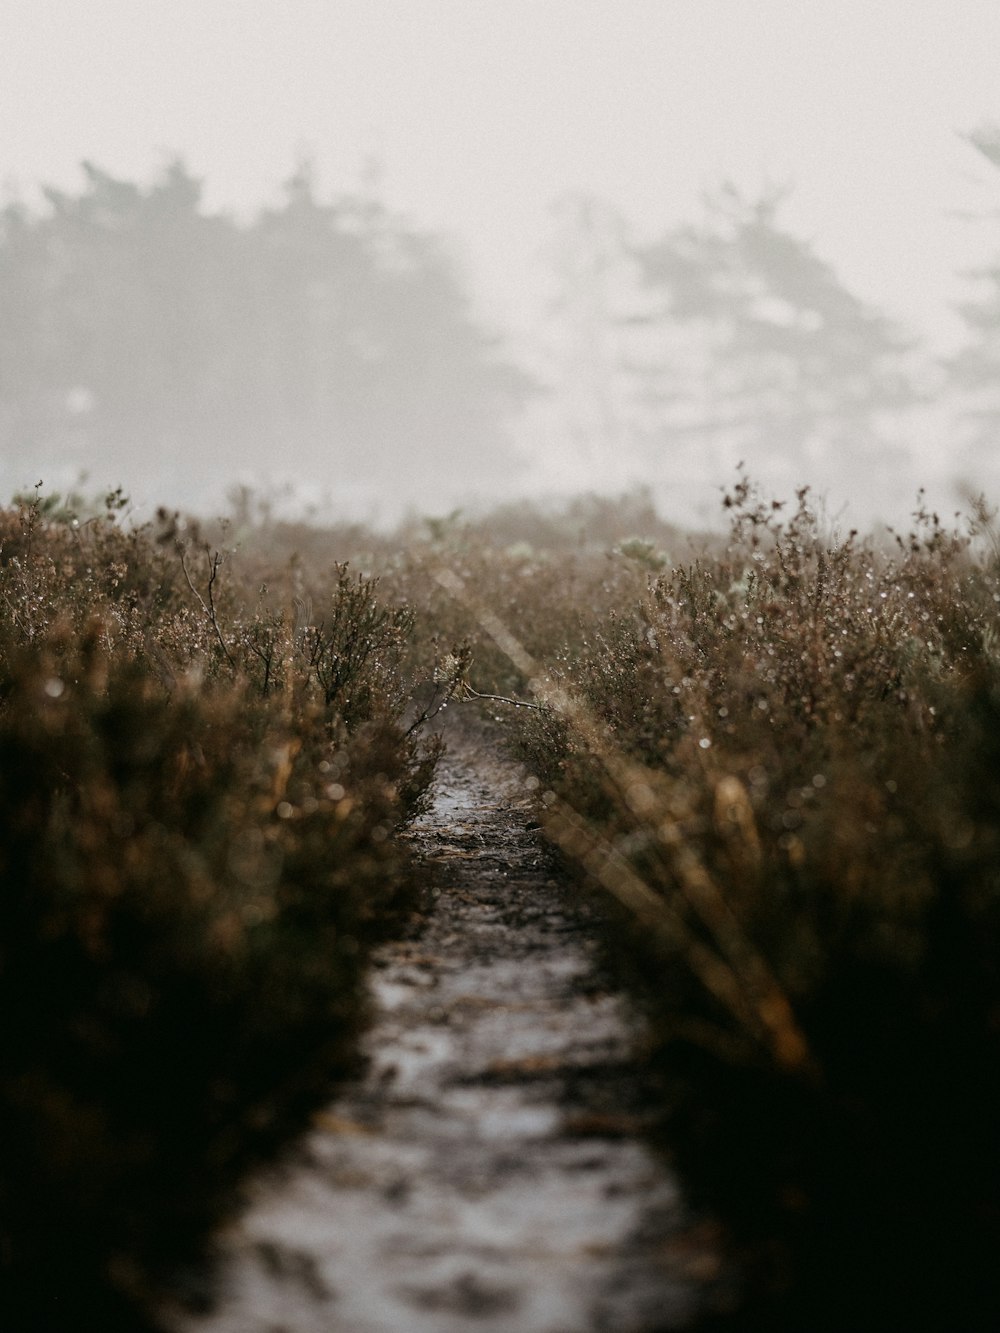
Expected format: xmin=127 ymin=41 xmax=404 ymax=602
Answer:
xmin=508 ymin=479 xmax=1000 ymax=1330
xmin=0 ymin=493 xmax=437 ymax=1329
xmin=384 ymin=514 xmax=668 ymax=706
xmin=203 ymin=485 xmax=697 ymax=708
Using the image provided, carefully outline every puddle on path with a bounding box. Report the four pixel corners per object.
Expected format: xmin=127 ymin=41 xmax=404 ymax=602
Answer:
xmin=162 ymin=717 xmax=705 ymax=1333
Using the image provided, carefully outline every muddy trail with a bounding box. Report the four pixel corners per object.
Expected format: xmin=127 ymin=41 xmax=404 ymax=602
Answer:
xmin=164 ymin=717 xmax=712 ymax=1333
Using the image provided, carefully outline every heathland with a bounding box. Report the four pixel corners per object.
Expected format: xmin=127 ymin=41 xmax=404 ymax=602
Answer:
xmin=2 ymin=479 xmax=998 ymax=1331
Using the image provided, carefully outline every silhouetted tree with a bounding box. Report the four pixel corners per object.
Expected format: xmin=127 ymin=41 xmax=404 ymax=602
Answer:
xmin=537 ymin=184 xmax=919 ymax=500
xmin=627 ymin=184 xmax=919 ymax=487
xmin=0 ymin=160 xmax=534 ymax=506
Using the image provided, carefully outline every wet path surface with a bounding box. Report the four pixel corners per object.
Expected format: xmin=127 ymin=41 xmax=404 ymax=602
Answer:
xmin=165 ymin=723 xmax=703 ymax=1332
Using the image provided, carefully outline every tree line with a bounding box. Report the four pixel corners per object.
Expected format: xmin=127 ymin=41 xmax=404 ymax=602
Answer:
xmin=0 ymin=160 xmax=533 ymax=506
xmin=2 ymin=143 xmax=999 ymax=510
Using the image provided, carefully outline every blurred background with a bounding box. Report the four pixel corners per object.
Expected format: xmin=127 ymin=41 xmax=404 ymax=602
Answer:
xmin=3 ymin=0 xmax=1000 ymax=530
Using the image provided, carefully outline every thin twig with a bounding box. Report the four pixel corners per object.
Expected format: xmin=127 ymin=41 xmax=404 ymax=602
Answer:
xmin=462 ymin=685 xmax=546 ymax=711
xmin=403 ymin=680 xmax=453 ymax=738
xmin=179 ymin=546 xmax=235 ymax=668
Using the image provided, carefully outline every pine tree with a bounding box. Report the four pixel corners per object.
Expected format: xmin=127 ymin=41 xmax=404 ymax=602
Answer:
xmin=627 ymin=184 xmax=919 ymax=493
xmin=0 ymin=161 xmax=534 ymax=508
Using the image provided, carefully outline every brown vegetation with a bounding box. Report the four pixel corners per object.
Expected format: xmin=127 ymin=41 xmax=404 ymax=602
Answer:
xmin=0 ymin=488 xmax=438 ymax=1329
xmin=3 ymin=477 xmax=999 ymax=1330
xmin=501 ymin=477 xmax=1000 ymax=1331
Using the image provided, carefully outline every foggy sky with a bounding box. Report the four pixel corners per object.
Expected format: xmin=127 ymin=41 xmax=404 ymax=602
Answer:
xmin=6 ymin=2 xmax=1000 ymax=342
xmin=4 ymin=1 xmax=1000 ymax=525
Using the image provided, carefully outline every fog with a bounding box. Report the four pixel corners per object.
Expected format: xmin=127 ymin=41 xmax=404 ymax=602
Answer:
xmin=3 ymin=1 xmax=1000 ymax=531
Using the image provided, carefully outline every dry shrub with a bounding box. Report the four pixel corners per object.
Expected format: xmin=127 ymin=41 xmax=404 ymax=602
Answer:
xmin=509 ymin=478 xmax=1000 ymax=1331
xmin=0 ymin=492 xmax=437 ymax=1329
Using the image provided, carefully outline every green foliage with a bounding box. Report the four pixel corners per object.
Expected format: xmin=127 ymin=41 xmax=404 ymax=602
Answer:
xmin=0 ymin=496 xmax=437 ymax=1329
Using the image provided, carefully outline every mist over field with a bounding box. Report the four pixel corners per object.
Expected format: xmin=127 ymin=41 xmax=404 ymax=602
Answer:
xmin=3 ymin=1 xmax=1000 ymax=529
xmin=7 ymin=10 xmax=1000 ymax=1328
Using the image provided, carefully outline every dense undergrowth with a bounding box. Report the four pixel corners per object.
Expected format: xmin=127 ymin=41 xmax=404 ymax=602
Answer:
xmin=503 ymin=478 xmax=1000 ymax=1331
xmin=0 ymin=490 xmax=438 ymax=1329
xmin=4 ymin=478 xmax=999 ymax=1330
xmin=246 ymin=478 xmax=1000 ymax=1328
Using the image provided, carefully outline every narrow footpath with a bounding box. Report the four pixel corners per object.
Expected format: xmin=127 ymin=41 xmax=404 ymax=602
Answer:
xmin=165 ymin=717 xmax=708 ymax=1333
